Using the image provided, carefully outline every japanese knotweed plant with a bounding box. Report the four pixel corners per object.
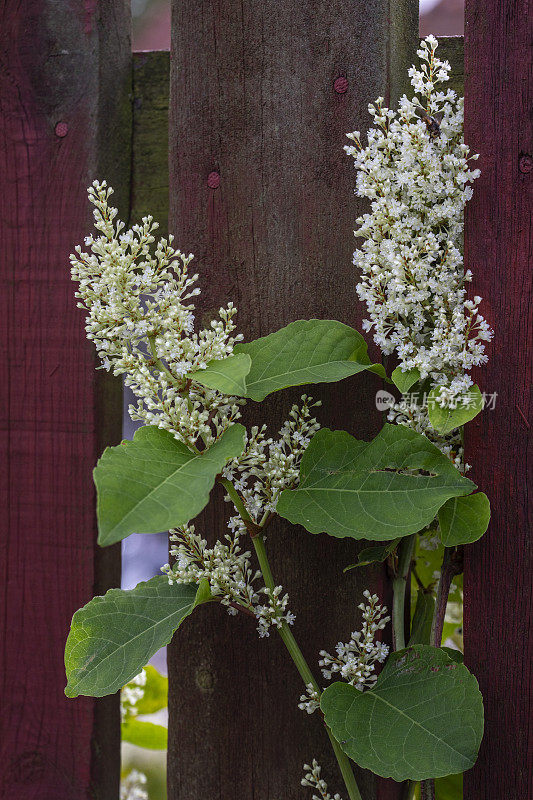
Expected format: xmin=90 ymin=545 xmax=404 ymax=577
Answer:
xmin=65 ymin=37 xmax=489 ymax=800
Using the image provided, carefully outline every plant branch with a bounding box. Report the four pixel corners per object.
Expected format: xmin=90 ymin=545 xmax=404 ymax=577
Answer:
xmin=420 ymin=778 xmax=435 ymax=800
xmin=430 ymin=546 xmax=463 ymax=647
xmin=251 ymin=532 xmax=363 ymax=800
xmin=403 ymin=780 xmax=418 ymax=800
xmin=147 ymin=334 xmax=181 ymax=386
xmin=392 ymin=534 xmax=416 ymax=650
xmin=218 ymin=477 xmax=261 ymax=536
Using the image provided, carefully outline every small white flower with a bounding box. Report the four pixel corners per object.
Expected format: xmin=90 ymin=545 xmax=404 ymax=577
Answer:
xmin=301 ymin=760 xmax=344 ymax=800
xmin=318 ymin=592 xmax=390 ymax=690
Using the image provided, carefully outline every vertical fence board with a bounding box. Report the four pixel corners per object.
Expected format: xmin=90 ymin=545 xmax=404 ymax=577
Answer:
xmin=0 ymin=2 xmax=131 ymax=798
xmin=167 ymin=3 xmax=417 ymax=799
xmin=131 ymin=51 xmax=170 ymax=239
xmin=463 ymin=2 xmax=532 ymax=799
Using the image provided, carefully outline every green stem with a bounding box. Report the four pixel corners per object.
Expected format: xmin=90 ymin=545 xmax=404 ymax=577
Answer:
xmin=251 ymin=533 xmax=362 ymax=800
xmin=392 ymin=534 xmax=416 ymax=651
xmin=429 ymin=546 xmax=452 ymax=647
xmin=404 ymin=779 xmax=418 ymax=800
xmin=147 ymin=334 xmax=181 ymax=386
xmin=252 ymin=534 xmax=317 ymax=688
xmin=326 ymin=729 xmax=364 ymax=800
xmin=218 ymin=478 xmax=259 ymax=532
xmin=420 ymin=778 xmax=435 ymax=800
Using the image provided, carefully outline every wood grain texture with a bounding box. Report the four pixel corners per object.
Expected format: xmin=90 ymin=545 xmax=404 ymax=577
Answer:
xmin=463 ymin=2 xmax=532 ymax=799
xmin=167 ymin=3 xmax=417 ymax=799
xmin=0 ymin=2 xmax=130 ymax=798
xmin=131 ymin=51 xmax=170 ymax=238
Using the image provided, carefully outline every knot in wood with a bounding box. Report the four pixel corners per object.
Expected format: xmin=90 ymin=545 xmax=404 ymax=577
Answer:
xmin=519 ymin=154 xmax=532 ymax=174
xmin=195 ymin=665 xmax=216 ymax=694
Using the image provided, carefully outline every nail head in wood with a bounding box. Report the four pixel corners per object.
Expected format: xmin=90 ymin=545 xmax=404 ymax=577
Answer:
xmin=334 ymin=76 xmax=348 ymax=94
xmin=54 ymin=121 xmax=68 ymax=137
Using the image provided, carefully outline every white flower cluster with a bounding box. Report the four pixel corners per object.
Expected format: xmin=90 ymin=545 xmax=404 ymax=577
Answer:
xmin=222 ymin=396 xmax=321 ymax=526
xmin=346 ymin=36 xmax=492 ymax=428
xmin=318 ymin=591 xmax=390 ymax=690
xmin=120 ymin=669 xmax=147 ymax=722
xmin=298 ymin=683 xmax=321 ymax=715
xmin=120 ymin=770 xmax=149 ymax=800
xmin=302 ymin=760 xmax=343 ymax=800
xmin=255 ymin=585 xmax=295 ymax=638
xmin=71 ymin=182 xmax=244 ymax=448
xmin=162 ymin=525 xmax=295 ymax=637
xmin=162 ymin=524 xmax=261 ymax=613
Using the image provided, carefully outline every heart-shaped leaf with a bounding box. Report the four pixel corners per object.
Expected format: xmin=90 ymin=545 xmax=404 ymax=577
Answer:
xmin=65 ymin=577 xmax=206 ymax=698
xmin=391 ymin=367 xmax=420 ymax=394
xmin=428 ymin=385 xmax=483 ymax=434
xmin=438 ymin=492 xmax=490 ymax=546
xmin=321 ymin=645 xmax=483 ymax=781
xmin=277 ymin=424 xmax=474 ymax=541
xmin=95 ymin=423 xmax=245 ymax=545
xmin=187 ymin=353 xmax=251 ymax=395
xmin=233 ymin=319 xmax=385 ymax=401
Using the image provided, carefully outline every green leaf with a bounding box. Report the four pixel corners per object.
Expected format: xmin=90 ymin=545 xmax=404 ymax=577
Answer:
xmin=121 ymin=719 xmax=168 ymax=750
xmin=344 ymin=540 xmax=400 ymax=571
xmin=321 ymin=645 xmax=483 ymax=781
xmin=408 ymin=591 xmax=435 ymax=645
xmin=277 ymin=424 xmax=474 ymax=541
xmin=428 ymin=385 xmax=483 ymax=434
xmin=193 ymin=577 xmax=214 ymax=606
xmin=233 ymin=319 xmax=385 ymax=401
xmin=65 ymin=577 xmax=201 ymax=698
xmin=95 ymin=423 xmax=245 ymax=545
xmin=134 ymin=666 xmax=168 ymax=715
xmin=441 ymin=647 xmax=463 ymax=664
xmin=438 ymin=492 xmax=490 ymax=546
xmin=392 ymin=367 xmax=420 ymax=393
xmin=187 ymin=353 xmax=251 ymax=395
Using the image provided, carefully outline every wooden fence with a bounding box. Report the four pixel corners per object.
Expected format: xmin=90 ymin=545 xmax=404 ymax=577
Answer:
xmin=1 ymin=1 xmax=530 ymax=799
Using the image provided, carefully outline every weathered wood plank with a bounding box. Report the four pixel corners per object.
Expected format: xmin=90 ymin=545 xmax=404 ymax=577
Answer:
xmin=0 ymin=3 xmax=130 ymax=797
xmin=131 ymin=51 xmax=170 ymax=237
xmin=167 ymin=3 xmax=418 ymax=800
xmin=463 ymin=3 xmax=532 ymax=799
xmin=438 ymin=36 xmax=464 ymax=97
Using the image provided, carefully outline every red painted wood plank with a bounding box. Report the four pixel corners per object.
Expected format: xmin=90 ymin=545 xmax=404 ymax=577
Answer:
xmin=167 ymin=2 xmax=417 ymax=799
xmin=463 ymin=2 xmax=532 ymax=798
xmin=0 ymin=3 xmax=130 ymax=797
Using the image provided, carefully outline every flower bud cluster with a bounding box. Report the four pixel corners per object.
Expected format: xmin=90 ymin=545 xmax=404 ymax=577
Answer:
xmin=302 ymin=760 xmax=343 ymax=800
xmin=346 ymin=36 xmax=493 ymax=434
xmin=318 ymin=591 xmax=390 ymax=690
xmin=255 ymin=585 xmax=296 ymax=638
xmin=120 ymin=770 xmax=149 ymax=800
xmin=298 ymin=683 xmax=320 ymax=715
xmin=222 ymin=396 xmax=321 ymax=525
xmin=162 ymin=524 xmax=261 ymax=613
xmin=162 ymin=526 xmax=295 ymax=637
xmin=70 ymin=182 xmax=244 ymax=448
xmin=120 ymin=669 xmax=147 ymax=722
